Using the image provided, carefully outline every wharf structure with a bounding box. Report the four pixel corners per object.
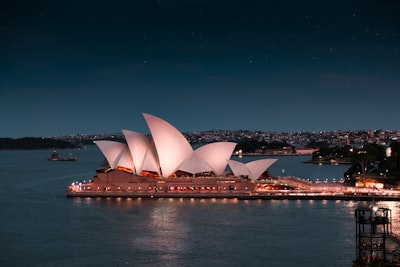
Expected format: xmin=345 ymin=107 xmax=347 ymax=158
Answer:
xmin=354 ymin=203 xmax=400 ymax=266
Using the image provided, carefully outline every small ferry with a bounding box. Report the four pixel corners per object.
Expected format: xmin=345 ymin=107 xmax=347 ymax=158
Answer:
xmin=48 ymin=150 xmax=77 ymax=161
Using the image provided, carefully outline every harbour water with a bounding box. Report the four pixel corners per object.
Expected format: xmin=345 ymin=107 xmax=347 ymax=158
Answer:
xmin=1 ymin=146 xmax=399 ymax=266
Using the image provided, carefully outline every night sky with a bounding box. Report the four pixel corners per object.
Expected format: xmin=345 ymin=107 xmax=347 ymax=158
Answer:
xmin=1 ymin=0 xmax=399 ymax=137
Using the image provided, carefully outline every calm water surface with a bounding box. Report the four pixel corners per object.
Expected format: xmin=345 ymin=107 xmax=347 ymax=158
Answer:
xmin=1 ymin=146 xmax=399 ymax=267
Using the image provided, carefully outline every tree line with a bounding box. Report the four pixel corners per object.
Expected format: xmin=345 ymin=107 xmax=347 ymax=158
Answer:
xmin=310 ymin=141 xmax=400 ymax=182
xmin=235 ymin=139 xmax=292 ymax=153
xmin=0 ymin=137 xmax=80 ymax=150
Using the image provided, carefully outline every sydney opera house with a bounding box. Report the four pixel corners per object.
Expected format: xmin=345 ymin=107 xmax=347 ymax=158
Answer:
xmin=67 ymin=113 xmax=290 ymax=198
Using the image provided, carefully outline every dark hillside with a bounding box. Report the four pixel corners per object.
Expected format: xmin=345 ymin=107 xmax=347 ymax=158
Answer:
xmin=0 ymin=137 xmax=80 ymax=150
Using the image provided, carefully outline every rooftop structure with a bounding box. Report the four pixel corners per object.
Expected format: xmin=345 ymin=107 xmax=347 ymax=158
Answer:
xmin=228 ymin=159 xmax=278 ymax=181
xmin=94 ymin=113 xmax=278 ymax=179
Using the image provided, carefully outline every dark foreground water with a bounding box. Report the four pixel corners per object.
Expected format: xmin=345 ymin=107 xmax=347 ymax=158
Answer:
xmin=1 ymin=146 xmax=399 ymax=266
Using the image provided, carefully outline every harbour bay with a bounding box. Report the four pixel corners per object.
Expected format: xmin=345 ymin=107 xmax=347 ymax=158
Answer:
xmin=1 ymin=146 xmax=399 ymax=266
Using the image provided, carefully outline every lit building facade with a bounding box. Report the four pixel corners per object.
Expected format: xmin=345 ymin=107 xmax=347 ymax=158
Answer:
xmin=94 ymin=113 xmax=278 ymax=179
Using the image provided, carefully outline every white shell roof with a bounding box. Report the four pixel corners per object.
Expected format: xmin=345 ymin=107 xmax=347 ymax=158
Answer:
xmin=178 ymin=142 xmax=236 ymax=175
xmin=143 ymin=113 xmax=193 ymax=178
xmin=122 ymin=129 xmax=160 ymax=175
xmin=94 ymin=140 xmax=134 ymax=170
xmin=246 ymin=159 xmax=278 ymax=180
xmin=117 ymin=146 xmax=135 ymax=170
xmin=178 ymin=152 xmax=213 ymax=174
xmin=227 ymin=160 xmax=251 ymax=177
xmin=93 ymin=113 xmax=276 ymax=179
xmin=228 ymin=159 xmax=278 ymax=180
xmin=195 ymin=142 xmax=237 ymax=175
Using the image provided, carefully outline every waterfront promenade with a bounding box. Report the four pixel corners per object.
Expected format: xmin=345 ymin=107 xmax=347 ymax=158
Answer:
xmin=66 ymin=190 xmax=400 ymax=201
xmin=67 ymin=177 xmax=400 ymax=201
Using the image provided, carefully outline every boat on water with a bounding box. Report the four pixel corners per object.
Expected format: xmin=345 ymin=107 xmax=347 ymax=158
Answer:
xmin=48 ymin=150 xmax=77 ymax=161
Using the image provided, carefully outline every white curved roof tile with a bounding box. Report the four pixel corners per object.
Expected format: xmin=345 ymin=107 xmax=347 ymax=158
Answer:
xmin=178 ymin=152 xmax=213 ymax=175
xmin=116 ymin=146 xmax=135 ymax=170
xmin=246 ymin=159 xmax=278 ymax=180
xmin=94 ymin=140 xmax=133 ymax=170
xmin=122 ymin=129 xmax=160 ymax=175
xmin=227 ymin=158 xmax=278 ymax=180
xmin=195 ymin=142 xmax=237 ymax=175
xmin=143 ymin=113 xmax=193 ymax=178
xmin=95 ymin=114 xmax=274 ymax=179
xmin=227 ymin=160 xmax=251 ymax=177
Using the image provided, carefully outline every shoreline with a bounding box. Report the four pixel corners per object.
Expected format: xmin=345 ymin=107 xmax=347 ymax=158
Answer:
xmin=66 ymin=191 xmax=400 ymax=201
xmin=66 ymin=170 xmax=400 ymax=201
xmin=302 ymin=160 xmax=351 ymax=165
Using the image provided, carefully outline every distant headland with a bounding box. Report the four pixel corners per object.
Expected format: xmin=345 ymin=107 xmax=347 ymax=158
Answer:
xmin=0 ymin=137 xmax=81 ymax=150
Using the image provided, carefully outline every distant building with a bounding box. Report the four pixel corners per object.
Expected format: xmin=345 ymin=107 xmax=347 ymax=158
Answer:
xmin=262 ymin=146 xmax=295 ymax=155
xmin=295 ymin=147 xmax=319 ymax=155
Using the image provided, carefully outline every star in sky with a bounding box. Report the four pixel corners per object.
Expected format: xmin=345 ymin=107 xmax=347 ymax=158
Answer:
xmin=0 ymin=0 xmax=399 ymax=137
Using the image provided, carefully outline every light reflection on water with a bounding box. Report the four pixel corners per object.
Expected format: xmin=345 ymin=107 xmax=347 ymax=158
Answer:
xmin=87 ymin=197 xmax=358 ymax=267
xmin=383 ymin=202 xmax=400 ymax=236
xmin=132 ymin=202 xmax=190 ymax=263
xmin=2 ymin=148 xmax=399 ymax=266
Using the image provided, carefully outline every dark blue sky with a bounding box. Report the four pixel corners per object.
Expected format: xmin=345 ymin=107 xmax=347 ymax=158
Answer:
xmin=1 ymin=0 xmax=399 ymax=137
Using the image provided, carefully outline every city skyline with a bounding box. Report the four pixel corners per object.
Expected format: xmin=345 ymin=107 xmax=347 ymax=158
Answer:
xmin=1 ymin=1 xmax=399 ymax=137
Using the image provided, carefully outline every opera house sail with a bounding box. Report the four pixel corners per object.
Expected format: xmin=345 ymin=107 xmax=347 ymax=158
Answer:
xmin=67 ymin=113 xmax=280 ymax=198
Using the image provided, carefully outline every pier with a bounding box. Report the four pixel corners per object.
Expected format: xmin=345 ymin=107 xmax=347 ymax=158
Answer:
xmin=354 ymin=203 xmax=400 ymax=266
